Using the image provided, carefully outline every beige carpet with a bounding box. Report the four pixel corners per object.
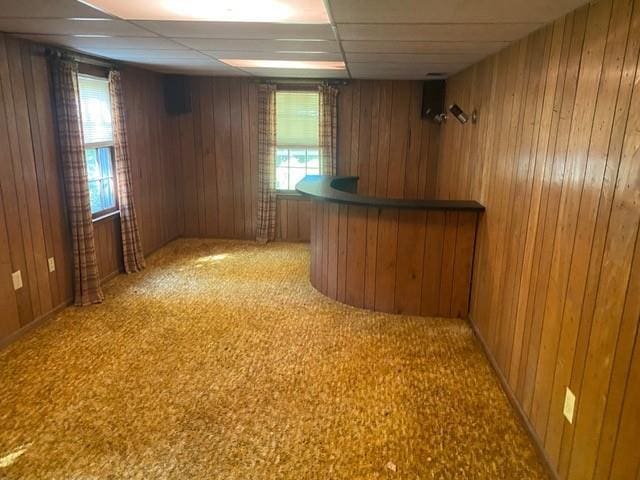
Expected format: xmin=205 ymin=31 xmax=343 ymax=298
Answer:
xmin=0 ymin=239 xmax=547 ymax=479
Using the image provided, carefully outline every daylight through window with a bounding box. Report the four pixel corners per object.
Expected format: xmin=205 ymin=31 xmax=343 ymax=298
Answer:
xmin=275 ymin=90 xmax=320 ymax=191
xmin=78 ymin=74 xmax=117 ymax=217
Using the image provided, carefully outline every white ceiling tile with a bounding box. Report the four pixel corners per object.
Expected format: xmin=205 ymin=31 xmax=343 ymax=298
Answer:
xmin=329 ymin=0 xmax=587 ymax=24
xmin=136 ymin=63 xmax=249 ymax=76
xmin=5 ymin=0 xmax=589 ymax=81
xmin=341 ymin=40 xmax=508 ymax=55
xmin=241 ymin=67 xmax=348 ymax=78
xmin=0 ymin=19 xmax=153 ymax=36
xmin=156 ymin=67 xmax=251 ymax=76
xmin=126 ymin=58 xmax=229 ymax=67
xmin=337 ymin=23 xmax=543 ymax=42
xmin=134 ymin=21 xmax=335 ymax=39
xmin=173 ymin=38 xmax=340 ymax=52
xmin=346 ymin=52 xmax=484 ymax=64
xmin=80 ymin=0 xmax=329 ymax=23
xmin=0 ymin=0 xmax=109 ymax=18
xmin=203 ymin=50 xmax=343 ymax=61
xmin=348 ymin=62 xmax=466 ymax=79
xmin=16 ymin=34 xmax=187 ymax=50
xmin=75 ymin=49 xmax=209 ymax=60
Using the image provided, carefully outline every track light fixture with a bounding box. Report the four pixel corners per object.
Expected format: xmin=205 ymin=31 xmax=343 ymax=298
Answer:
xmin=437 ymin=104 xmax=478 ymax=125
xmin=449 ymin=103 xmax=469 ymax=124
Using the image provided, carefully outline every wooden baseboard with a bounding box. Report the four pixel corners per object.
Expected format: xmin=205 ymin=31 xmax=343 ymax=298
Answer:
xmin=101 ymin=269 xmax=122 ymax=284
xmin=0 ymin=299 xmax=72 ymax=351
xmin=468 ymin=317 xmax=560 ymax=480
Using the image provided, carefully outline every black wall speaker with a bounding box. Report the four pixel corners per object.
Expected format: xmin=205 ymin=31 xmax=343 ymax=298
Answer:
xmin=163 ymin=74 xmax=192 ymax=115
xmin=421 ymin=79 xmax=446 ymax=122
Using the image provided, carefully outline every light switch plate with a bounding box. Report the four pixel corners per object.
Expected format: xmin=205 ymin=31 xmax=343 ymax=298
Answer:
xmin=12 ymin=270 xmax=23 ymax=290
xmin=48 ymin=257 xmax=56 ymax=272
xmin=563 ymin=387 xmax=576 ymax=424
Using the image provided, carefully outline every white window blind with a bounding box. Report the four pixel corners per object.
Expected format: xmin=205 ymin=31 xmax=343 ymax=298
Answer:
xmin=276 ymin=91 xmax=319 ymax=147
xmin=78 ymin=75 xmax=113 ymax=146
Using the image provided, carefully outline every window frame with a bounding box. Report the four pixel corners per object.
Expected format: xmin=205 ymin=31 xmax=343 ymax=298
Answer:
xmin=274 ymin=88 xmax=320 ymax=194
xmin=77 ymin=73 xmax=119 ymax=220
xmin=85 ymin=145 xmax=119 ymax=220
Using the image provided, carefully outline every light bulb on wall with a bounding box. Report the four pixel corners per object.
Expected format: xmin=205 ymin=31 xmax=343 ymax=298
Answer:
xmin=448 ymin=104 xmax=469 ymax=124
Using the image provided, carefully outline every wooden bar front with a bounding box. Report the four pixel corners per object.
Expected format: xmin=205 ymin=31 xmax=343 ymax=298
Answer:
xmin=298 ymin=176 xmax=484 ymax=319
xmin=309 ymin=201 xmax=479 ymax=318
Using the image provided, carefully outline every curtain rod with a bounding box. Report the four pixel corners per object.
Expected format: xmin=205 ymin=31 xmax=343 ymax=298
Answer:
xmin=44 ymin=46 xmax=118 ymax=70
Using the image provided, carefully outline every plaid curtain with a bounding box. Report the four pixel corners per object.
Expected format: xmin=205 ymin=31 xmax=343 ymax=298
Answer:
xmin=318 ymin=85 xmax=338 ymax=175
xmin=256 ymin=84 xmax=277 ymax=243
xmin=109 ymin=70 xmax=145 ymax=273
xmin=51 ymin=60 xmax=104 ymax=306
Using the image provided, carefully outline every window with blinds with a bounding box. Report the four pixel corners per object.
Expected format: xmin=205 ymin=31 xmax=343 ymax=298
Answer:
xmin=275 ymin=90 xmax=320 ymax=191
xmin=78 ymin=74 xmax=117 ymax=217
xmin=78 ymin=74 xmax=113 ymax=147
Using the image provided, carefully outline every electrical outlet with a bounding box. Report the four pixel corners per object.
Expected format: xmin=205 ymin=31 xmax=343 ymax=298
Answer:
xmin=48 ymin=257 xmax=56 ymax=272
xmin=12 ymin=270 xmax=23 ymax=290
xmin=563 ymin=387 xmax=576 ymax=424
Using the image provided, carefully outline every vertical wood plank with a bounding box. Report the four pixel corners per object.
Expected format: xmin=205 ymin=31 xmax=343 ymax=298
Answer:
xmin=345 ymin=205 xmax=367 ymax=308
xmin=374 ymin=208 xmax=399 ymax=312
xmin=394 ymin=210 xmax=427 ymax=315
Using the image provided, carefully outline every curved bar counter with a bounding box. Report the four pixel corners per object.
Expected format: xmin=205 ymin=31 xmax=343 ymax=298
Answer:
xmin=296 ymin=176 xmax=485 ymax=318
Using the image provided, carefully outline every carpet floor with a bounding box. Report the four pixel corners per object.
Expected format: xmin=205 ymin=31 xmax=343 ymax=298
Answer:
xmin=0 ymin=239 xmax=547 ymax=479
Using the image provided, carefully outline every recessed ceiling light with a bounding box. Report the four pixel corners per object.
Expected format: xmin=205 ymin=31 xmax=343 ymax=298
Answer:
xmin=80 ymin=0 xmax=329 ymax=23
xmin=220 ymin=59 xmax=345 ymax=70
xmin=72 ymin=34 xmax=112 ymax=38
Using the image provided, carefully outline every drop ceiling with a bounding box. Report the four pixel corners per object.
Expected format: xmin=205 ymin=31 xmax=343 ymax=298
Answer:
xmin=2 ymin=0 xmax=588 ymax=79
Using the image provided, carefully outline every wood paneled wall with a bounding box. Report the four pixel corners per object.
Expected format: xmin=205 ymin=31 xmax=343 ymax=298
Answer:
xmin=436 ymin=0 xmax=640 ymax=478
xmin=175 ymin=78 xmax=442 ymax=242
xmin=93 ymin=216 xmax=123 ymax=282
xmin=0 ymin=34 xmax=73 ymax=337
xmin=276 ymin=196 xmax=311 ymax=242
xmin=176 ymin=77 xmax=259 ymax=240
xmin=120 ymin=66 xmax=183 ymax=254
xmin=337 ymin=80 xmax=440 ymax=199
xmin=310 ymin=200 xmax=478 ymax=318
xmin=0 ymin=35 xmax=181 ymax=344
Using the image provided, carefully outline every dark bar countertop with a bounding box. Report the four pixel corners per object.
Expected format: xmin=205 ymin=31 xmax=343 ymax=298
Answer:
xmin=296 ymin=175 xmax=485 ymax=211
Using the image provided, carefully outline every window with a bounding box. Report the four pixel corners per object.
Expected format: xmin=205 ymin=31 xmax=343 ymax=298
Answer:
xmin=78 ymin=74 xmax=117 ymax=217
xmin=275 ymin=90 xmax=320 ymax=191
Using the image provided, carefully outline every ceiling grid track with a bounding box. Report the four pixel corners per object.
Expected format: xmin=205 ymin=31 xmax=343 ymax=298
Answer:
xmin=0 ymin=0 xmax=591 ymax=79
xmin=322 ymin=0 xmax=352 ymax=79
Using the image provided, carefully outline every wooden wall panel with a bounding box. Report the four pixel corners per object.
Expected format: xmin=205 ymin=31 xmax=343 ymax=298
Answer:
xmin=338 ymin=80 xmax=440 ymax=200
xmin=0 ymin=34 xmax=73 ymax=336
xmin=176 ymin=77 xmax=259 ymax=240
xmin=93 ymin=217 xmax=123 ymax=282
xmin=0 ymin=35 xmax=181 ymax=345
xmin=309 ymin=200 xmax=479 ymax=318
xmin=120 ymin=66 xmax=182 ymax=255
xmin=276 ymin=195 xmax=311 ymax=242
xmin=178 ymin=78 xmax=441 ymax=241
xmin=436 ymin=0 xmax=640 ymax=477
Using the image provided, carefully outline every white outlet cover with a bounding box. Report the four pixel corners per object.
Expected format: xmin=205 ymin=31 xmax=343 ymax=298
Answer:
xmin=563 ymin=387 xmax=576 ymax=424
xmin=48 ymin=257 xmax=56 ymax=272
xmin=12 ymin=270 xmax=23 ymax=290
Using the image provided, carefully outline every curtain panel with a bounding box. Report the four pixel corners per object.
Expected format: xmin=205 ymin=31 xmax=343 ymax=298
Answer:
xmin=51 ymin=59 xmax=104 ymax=306
xmin=318 ymin=85 xmax=338 ymax=175
xmin=256 ymin=84 xmax=277 ymax=243
xmin=109 ymin=70 xmax=146 ymax=273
